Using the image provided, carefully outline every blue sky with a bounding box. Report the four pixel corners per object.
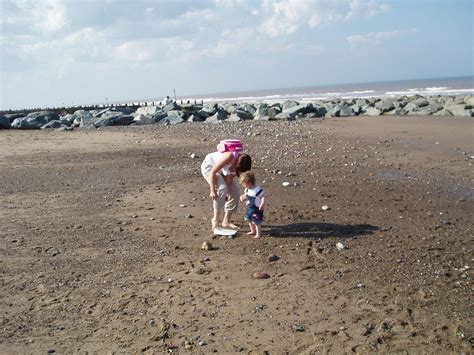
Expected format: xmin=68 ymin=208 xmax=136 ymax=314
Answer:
xmin=1 ymin=0 xmax=472 ymax=109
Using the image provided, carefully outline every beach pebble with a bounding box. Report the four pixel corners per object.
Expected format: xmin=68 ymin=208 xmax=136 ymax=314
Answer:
xmin=201 ymin=242 xmax=213 ymax=250
xmin=267 ymin=254 xmax=279 ymax=262
xmin=185 ymin=214 xmax=194 ymax=219
xmin=291 ymin=324 xmax=305 ymax=332
xmin=336 ymin=242 xmax=346 ymax=251
xmin=190 ymin=153 xmax=196 ymax=159
xmin=253 ymin=271 xmax=270 ymax=279
xmin=322 ymin=205 xmax=330 ymax=211
xmin=282 ymin=182 xmax=290 ymax=187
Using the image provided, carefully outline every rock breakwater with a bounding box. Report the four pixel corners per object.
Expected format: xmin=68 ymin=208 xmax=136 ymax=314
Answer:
xmin=1 ymin=95 xmax=472 ymax=130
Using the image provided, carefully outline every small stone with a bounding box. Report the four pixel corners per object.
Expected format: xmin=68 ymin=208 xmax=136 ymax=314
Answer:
xmin=185 ymin=214 xmax=194 ymax=219
xmin=190 ymin=153 xmax=196 ymax=159
xmin=321 ymin=205 xmax=330 ymax=211
xmin=336 ymin=242 xmax=346 ymax=251
xmin=291 ymin=324 xmax=305 ymax=332
xmin=253 ymin=271 xmax=270 ymax=279
xmin=282 ymin=182 xmax=290 ymax=187
xmin=179 ymin=204 xmax=186 ymax=208
xmin=198 ymin=340 xmax=207 ymax=346
xmin=267 ymin=254 xmax=279 ymax=262
xmin=201 ymin=242 xmax=213 ymax=250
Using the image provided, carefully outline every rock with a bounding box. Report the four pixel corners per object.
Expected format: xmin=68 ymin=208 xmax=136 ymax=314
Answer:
xmin=132 ymin=114 xmax=155 ymax=125
xmin=12 ymin=111 xmax=59 ymax=129
xmin=267 ymin=254 xmax=279 ymax=262
xmin=282 ymin=182 xmax=290 ymax=187
xmin=187 ymin=114 xmax=203 ymax=122
xmin=444 ymin=103 xmax=473 ymax=117
xmin=282 ymin=103 xmax=313 ymax=120
xmin=291 ymin=324 xmax=305 ymax=332
xmin=5 ymin=113 xmax=24 ymax=123
xmin=163 ymin=101 xmax=179 ymax=112
xmin=336 ymin=242 xmax=346 ymax=251
xmin=232 ymin=109 xmax=254 ymax=120
xmin=267 ymin=106 xmax=281 ymax=119
xmin=135 ymin=106 xmax=162 ymax=116
xmin=363 ymin=107 xmax=383 ymax=116
xmin=375 ymin=98 xmax=396 ymax=113
xmin=253 ymin=271 xmax=270 ymax=279
xmin=201 ymin=242 xmax=213 ymax=250
xmin=282 ymin=100 xmax=299 ymax=111
xmin=161 ymin=114 xmax=185 ymax=125
xmin=327 ymin=105 xmax=355 ymax=117
xmin=205 ymin=110 xmax=227 ymax=123
xmin=321 ymin=205 xmax=329 ymax=211
xmin=41 ymin=120 xmax=67 ymax=129
xmin=255 ymin=103 xmax=268 ymax=118
xmin=0 ymin=115 xmax=11 ymax=129
xmin=201 ymin=103 xmax=218 ymax=116
xmin=71 ymin=110 xmax=93 ymax=127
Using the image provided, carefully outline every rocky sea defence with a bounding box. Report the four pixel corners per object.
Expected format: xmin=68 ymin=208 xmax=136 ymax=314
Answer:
xmin=1 ymin=95 xmax=472 ymax=130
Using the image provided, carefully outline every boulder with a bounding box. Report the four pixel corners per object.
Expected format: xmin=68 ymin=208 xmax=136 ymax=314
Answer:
xmin=201 ymin=103 xmax=218 ymax=116
xmin=205 ymin=110 xmax=228 ymax=123
xmin=163 ymin=102 xmax=180 ymax=113
xmin=282 ymin=100 xmax=299 ymax=111
xmin=282 ymin=103 xmax=313 ymax=120
xmin=5 ymin=113 xmax=24 ymax=123
xmin=135 ymin=106 xmax=162 ymax=116
xmin=267 ymin=106 xmax=281 ymax=119
xmin=444 ymin=103 xmax=473 ymax=117
xmin=111 ymin=106 xmax=135 ymax=115
xmin=255 ymin=103 xmax=268 ymax=118
xmin=327 ymin=105 xmax=355 ymax=117
xmin=167 ymin=110 xmax=188 ymax=120
xmin=161 ymin=115 xmax=185 ymax=125
xmin=11 ymin=111 xmax=59 ymax=129
xmin=41 ymin=120 xmax=67 ymax=129
xmin=242 ymin=103 xmax=256 ymax=115
xmin=0 ymin=115 xmax=11 ymax=129
xmin=375 ymin=98 xmax=396 ymax=113
xmin=232 ymin=109 xmax=254 ymax=120
xmin=133 ymin=114 xmax=155 ymax=125
xmin=187 ymin=114 xmax=203 ymax=122
xmin=363 ymin=107 xmax=383 ymax=116
xmin=385 ymin=108 xmax=407 ymax=116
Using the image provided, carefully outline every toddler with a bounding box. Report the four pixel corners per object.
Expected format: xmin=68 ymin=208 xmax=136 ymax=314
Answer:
xmin=239 ymin=171 xmax=266 ymax=239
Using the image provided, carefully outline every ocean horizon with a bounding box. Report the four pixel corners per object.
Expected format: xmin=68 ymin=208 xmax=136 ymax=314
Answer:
xmin=175 ymin=75 xmax=473 ymax=105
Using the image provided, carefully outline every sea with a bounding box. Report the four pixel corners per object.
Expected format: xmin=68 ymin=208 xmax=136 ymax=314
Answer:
xmin=174 ymin=76 xmax=473 ymax=105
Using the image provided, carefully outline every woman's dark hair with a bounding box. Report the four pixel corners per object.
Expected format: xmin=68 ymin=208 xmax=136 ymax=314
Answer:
xmin=235 ymin=154 xmax=252 ymax=176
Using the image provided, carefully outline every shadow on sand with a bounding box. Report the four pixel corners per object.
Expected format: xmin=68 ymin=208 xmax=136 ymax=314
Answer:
xmin=264 ymin=222 xmax=379 ymax=240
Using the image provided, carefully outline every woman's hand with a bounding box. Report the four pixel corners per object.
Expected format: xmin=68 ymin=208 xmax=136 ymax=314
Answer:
xmin=209 ymin=190 xmax=217 ymax=200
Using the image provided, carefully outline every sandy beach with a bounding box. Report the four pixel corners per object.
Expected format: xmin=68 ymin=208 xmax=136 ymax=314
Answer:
xmin=0 ymin=116 xmax=472 ymax=353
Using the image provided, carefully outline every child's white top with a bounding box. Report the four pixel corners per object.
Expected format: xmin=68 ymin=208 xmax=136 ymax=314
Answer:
xmin=245 ymin=185 xmax=265 ymax=207
xmin=203 ymin=151 xmax=238 ymax=176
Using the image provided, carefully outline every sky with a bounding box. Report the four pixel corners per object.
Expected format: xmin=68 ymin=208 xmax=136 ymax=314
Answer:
xmin=0 ymin=0 xmax=473 ymax=109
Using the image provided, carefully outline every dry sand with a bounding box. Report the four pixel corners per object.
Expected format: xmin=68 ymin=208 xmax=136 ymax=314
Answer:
xmin=0 ymin=116 xmax=473 ymax=353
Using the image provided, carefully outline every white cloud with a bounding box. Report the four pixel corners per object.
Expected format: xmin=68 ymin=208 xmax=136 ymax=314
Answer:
xmin=260 ymin=0 xmax=390 ymax=37
xmin=346 ymin=29 xmax=417 ymax=46
xmin=2 ymin=0 xmax=66 ymax=33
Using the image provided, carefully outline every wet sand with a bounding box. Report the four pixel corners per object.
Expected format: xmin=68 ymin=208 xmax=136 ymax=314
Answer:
xmin=0 ymin=116 xmax=472 ymax=353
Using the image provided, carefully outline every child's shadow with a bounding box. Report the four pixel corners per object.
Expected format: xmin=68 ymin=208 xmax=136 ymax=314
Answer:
xmin=264 ymin=222 xmax=379 ymax=240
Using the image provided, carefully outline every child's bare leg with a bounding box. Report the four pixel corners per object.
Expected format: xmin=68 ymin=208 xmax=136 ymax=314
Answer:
xmin=254 ymin=224 xmax=262 ymax=239
xmin=247 ymin=222 xmax=256 ymax=235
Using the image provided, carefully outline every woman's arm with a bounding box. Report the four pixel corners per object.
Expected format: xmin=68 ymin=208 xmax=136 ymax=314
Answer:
xmin=209 ymin=152 xmax=233 ymax=199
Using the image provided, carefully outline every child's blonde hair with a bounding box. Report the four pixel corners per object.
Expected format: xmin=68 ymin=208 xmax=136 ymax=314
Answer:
xmin=239 ymin=171 xmax=256 ymax=185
